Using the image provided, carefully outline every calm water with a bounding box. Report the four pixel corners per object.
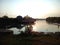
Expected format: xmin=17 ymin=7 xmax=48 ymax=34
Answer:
xmin=8 ymin=20 xmax=60 ymax=34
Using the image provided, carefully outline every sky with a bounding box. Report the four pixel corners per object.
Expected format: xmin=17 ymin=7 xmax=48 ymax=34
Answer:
xmin=0 ymin=0 xmax=60 ymax=18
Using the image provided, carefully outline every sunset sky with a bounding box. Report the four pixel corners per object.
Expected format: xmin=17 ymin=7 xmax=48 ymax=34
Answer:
xmin=0 ymin=0 xmax=60 ymax=18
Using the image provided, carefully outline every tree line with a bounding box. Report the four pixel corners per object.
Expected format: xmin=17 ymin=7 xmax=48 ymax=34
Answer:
xmin=46 ymin=17 xmax=60 ymax=23
xmin=0 ymin=15 xmax=35 ymax=29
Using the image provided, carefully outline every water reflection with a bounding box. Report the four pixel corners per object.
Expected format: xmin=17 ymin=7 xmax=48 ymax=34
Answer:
xmin=58 ymin=25 xmax=60 ymax=29
xmin=25 ymin=25 xmax=33 ymax=33
xmin=8 ymin=20 xmax=60 ymax=34
xmin=8 ymin=27 xmax=25 ymax=35
xmin=32 ymin=20 xmax=60 ymax=32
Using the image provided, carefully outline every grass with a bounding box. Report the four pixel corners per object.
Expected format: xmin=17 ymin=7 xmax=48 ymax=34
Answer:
xmin=0 ymin=34 xmax=60 ymax=45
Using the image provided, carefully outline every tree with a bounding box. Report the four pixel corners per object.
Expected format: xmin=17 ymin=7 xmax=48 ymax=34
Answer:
xmin=16 ymin=15 xmax=23 ymax=20
xmin=3 ymin=15 xmax=8 ymax=19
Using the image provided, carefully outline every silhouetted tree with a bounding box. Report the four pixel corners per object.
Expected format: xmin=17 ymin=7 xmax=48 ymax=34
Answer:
xmin=3 ymin=15 xmax=8 ymax=19
xmin=46 ymin=17 xmax=60 ymax=23
xmin=16 ymin=15 xmax=23 ymax=24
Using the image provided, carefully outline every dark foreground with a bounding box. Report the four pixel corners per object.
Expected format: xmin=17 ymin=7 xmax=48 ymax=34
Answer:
xmin=0 ymin=33 xmax=60 ymax=45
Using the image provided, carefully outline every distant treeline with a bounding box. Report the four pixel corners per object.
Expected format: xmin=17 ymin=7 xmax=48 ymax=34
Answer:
xmin=46 ymin=17 xmax=60 ymax=23
xmin=0 ymin=15 xmax=35 ymax=29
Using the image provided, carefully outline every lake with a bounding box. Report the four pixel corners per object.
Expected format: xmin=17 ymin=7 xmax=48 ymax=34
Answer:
xmin=8 ymin=20 xmax=60 ymax=34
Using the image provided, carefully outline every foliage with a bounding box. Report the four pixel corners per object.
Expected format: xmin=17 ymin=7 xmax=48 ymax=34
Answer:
xmin=46 ymin=17 xmax=60 ymax=23
xmin=0 ymin=15 xmax=35 ymax=29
